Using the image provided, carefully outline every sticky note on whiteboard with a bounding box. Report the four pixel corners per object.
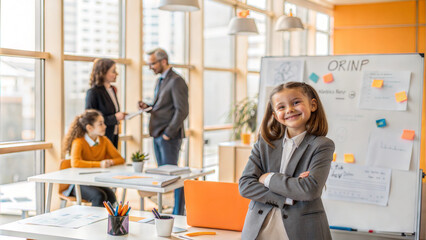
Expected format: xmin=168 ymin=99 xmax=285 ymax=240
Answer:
xmin=371 ymin=79 xmax=383 ymax=88
xmin=376 ymin=119 xmax=386 ymax=128
xmin=323 ymin=73 xmax=334 ymax=83
xmin=309 ymin=73 xmax=319 ymax=83
xmin=344 ymin=154 xmax=355 ymax=163
xmin=395 ymin=91 xmax=407 ymax=102
xmin=401 ymin=130 xmax=415 ymax=140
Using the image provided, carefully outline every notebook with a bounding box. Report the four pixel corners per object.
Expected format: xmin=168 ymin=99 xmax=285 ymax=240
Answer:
xmin=145 ymin=165 xmax=191 ymax=175
xmin=184 ymin=180 xmax=250 ymax=231
xmin=95 ymin=172 xmax=180 ymax=187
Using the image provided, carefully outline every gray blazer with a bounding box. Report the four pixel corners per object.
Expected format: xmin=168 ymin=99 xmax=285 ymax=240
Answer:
xmin=239 ymin=134 xmax=334 ymax=240
xmin=147 ymin=68 xmax=189 ymax=139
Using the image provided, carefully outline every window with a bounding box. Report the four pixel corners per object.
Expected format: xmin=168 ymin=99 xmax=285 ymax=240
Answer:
xmin=0 ymin=0 xmax=43 ymax=217
xmin=247 ymin=11 xmax=266 ymax=72
xmin=204 ymin=0 xmax=234 ymax=68
xmin=246 ymin=0 xmax=267 ymax=10
xmin=283 ymin=2 xmax=332 ymax=56
xmin=143 ymin=1 xmax=187 ymax=64
xmin=64 ymin=0 xmax=122 ymax=58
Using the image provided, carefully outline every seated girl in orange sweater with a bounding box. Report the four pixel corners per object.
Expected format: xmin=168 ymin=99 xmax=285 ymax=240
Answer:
xmin=62 ymin=109 xmax=125 ymax=207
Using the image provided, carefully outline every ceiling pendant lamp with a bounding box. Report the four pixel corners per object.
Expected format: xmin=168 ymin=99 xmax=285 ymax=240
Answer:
xmin=159 ymin=0 xmax=200 ymax=12
xmin=228 ymin=10 xmax=259 ymax=35
xmin=275 ymin=9 xmax=304 ymax=31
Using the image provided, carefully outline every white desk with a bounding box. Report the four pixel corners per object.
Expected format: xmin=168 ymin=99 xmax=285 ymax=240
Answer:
xmin=0 ymin=206 xmax=241 ymax=240
xmin=28 ymin=165 xmax=214 ymax=213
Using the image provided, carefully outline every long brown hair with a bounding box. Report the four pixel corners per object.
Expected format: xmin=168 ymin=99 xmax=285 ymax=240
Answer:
xmin=63 ymin=109 xmax=102 ymax=155
xmin=260 ymin=82 xmax=328 ymax=148
xmin=89 ymin=58 xmax=116 ymax=87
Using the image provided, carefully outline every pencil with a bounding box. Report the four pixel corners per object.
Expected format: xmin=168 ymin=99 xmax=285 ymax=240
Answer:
xmin=103 ymin=201 xmax=114 ymax=215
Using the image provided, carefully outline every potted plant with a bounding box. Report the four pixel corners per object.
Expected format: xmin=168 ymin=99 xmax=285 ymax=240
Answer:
xmin=229 ymin=96 xmax=258 ymax=144
xmin=131 ymin=151 xmax=149 ymax=172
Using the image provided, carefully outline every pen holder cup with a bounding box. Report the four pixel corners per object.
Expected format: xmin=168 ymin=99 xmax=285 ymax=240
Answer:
xmin=155 ymin=216 xmax=174 ymax=237
xmin=107 ymin=215 xmax=129 ymax=236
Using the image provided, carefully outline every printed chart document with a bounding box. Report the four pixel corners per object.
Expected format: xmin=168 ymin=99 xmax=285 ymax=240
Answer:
xmin=18 ymin=205 xmax=107 ymax=228
xmin=366 ymin=130 xmax=413 ymax=171
xmin=95 ymin=172 xmax=180 ymax=187
xmin=359 ymin=70 xmax=411 ymax=111
xmin=323 ymin=162 xmax=391 ymax=206
xmin=145 ymin=164 xmax=191 ymax=175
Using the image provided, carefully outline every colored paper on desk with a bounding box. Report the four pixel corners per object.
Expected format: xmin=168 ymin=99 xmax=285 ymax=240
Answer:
xmin=186 ymin=232 xmax=216 ymax=237
xmin=371 ymin=79 xmax=383 ymax=88
xmin=129 ymin=216 xmax=146 ymax=222
xmin=309 ymin=73 xmax=319 ymax=83
xmin=376 ymin=118 xmax=387 ymax=128
xmin=401 ymin=130 xmax=415 ymax=140
xmin=395 ymin=91 xmax=407 ymax=102
xmin=323 ymin=73 xmax=334 ymax=83
xmin=113 ymin=175 xmax=151 ymax=180
xmin=366 ymin=130 xmax=413 ymax=171
xmin=344 ymin=154 xmax=354 ymax=163
xmin=95 ymin=172 xmax=180 ymax=187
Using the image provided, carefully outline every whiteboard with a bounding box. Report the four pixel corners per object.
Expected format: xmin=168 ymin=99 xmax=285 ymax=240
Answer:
xmin=258 ymin=54 xmax=424 ymax=234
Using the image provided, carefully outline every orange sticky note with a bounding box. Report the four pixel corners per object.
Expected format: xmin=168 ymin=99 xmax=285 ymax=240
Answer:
xmin=129 ymin=216 xmax=146 ymax=222
xmin=152 ymin=181 xmax=159 ymax=185
xmin=323 ymin=73 xmax=334 ymax=83
xmin=186 ymin=232 xmax=217 ymax=237
xmin=333 ymin=153 xmax=336 ymax=162
xmin=371 ymin=79 xmax=383 ymax=88
xmin=395 ymin=91 xmax=407 ymax=102
xmin=401 ymin=130 xmax=415 ymax=140
xmin=344 ymin=154 xmax=355 ymax=163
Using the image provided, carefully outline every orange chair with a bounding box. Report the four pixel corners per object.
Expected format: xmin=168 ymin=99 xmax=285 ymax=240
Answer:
xmin=58 ymin=159 xmax=89 ymax=208
xmin=184 ymin=180 xmax=250 ymax=231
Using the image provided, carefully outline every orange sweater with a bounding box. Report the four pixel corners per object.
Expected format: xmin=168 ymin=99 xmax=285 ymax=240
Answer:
xmin=71 ymin=136 xmax=125 ymax=168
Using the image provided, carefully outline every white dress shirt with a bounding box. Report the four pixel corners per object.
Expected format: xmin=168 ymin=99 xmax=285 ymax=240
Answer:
xmin=84 ymin=133 xmax=99 ymax=147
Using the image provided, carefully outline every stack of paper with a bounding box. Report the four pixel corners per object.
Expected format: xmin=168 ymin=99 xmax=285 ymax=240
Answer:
xmin=95 ymin=172 xmax=180 ymax=187
xmin=145 ymin=165 xmax=191 ymax=175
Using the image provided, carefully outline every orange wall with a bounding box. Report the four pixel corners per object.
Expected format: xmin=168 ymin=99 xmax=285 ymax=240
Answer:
xmin=333 ymin=0 xmax=426 ymax=170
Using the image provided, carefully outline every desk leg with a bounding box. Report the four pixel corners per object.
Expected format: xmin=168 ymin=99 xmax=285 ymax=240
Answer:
xmin=75 ymin=185 xmax=82 ymax=205
xmin=158 ymin=193 xmax=163 ymax=213
xmin=45 ymin=183 xmax=53 ymax=213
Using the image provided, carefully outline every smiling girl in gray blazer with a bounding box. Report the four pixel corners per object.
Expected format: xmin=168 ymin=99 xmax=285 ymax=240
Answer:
xmin=239 ymin=82 xmax=334 ymax=240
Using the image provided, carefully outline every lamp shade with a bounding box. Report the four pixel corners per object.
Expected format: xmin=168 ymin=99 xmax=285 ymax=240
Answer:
xmin=275 ymin=15 xmax=304 ymax=31
xmin=228 ymin=17 xmax=259 ymax=35
xmin=159 ymin=0 xmax=200 ymax=12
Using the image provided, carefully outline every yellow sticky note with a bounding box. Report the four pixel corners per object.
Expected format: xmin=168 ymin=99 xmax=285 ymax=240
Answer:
xmin=344 ymin=154 xmax=355 ymax=163
xmin=186 ymin=232 xmax=217 ymax=237
xmin=129 ymin=216 xmax=146 ymax=222
xmin=395 ymin=91 xmax=407 ymax=102
xmin=371 ymin=79 xmax=383 ymax=88
xmin=401 ymin=130 xmax=415 ymax=140
xmin=333 ymin=153 xmax=336 ymax=162
xmin=323 ymin=73 xmax=334 ymax=83
xmin=152 ymin=181 xmax=159 ymax=185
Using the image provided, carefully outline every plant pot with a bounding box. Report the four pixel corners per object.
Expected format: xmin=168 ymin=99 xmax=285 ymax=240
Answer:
xmin=241 ymin=133 xmax=251 ymax=145
xmin=132 ymin=161 xmax=145 ymax=172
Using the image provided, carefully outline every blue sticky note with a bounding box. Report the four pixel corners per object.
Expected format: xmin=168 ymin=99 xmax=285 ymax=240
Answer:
xmin=309 ymin=73 xmax=319 ymax=83
xmin=376 ymin=119 xmax=386 ymax=128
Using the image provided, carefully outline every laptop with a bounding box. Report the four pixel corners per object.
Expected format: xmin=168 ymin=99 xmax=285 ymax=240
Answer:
xmin=184 ymin=180 xmax=250 ymax=231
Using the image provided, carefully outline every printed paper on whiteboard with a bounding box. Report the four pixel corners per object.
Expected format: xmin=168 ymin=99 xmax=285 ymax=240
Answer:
xmin=366 ymin=129 xmax=413 ymax=171
xmin=323 ymin=162 xmax=391 ymax=206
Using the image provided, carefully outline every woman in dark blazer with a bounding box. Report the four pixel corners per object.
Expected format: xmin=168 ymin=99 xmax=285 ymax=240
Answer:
xmin=86 ymin=58 xmax=126 ymax=148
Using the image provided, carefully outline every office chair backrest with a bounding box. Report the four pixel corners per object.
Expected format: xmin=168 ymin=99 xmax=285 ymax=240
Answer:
xmin=184 ymin=180 xmax=250 ymax=232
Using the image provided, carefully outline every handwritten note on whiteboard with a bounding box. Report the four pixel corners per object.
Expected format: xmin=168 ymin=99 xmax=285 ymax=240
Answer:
xmin=359 ymin=70 xmax=411 ymax=111
xmin=366 ymin=130 xmax=413 ymax=171
xmin=323 ymin=162 xmax=391 ymax=206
